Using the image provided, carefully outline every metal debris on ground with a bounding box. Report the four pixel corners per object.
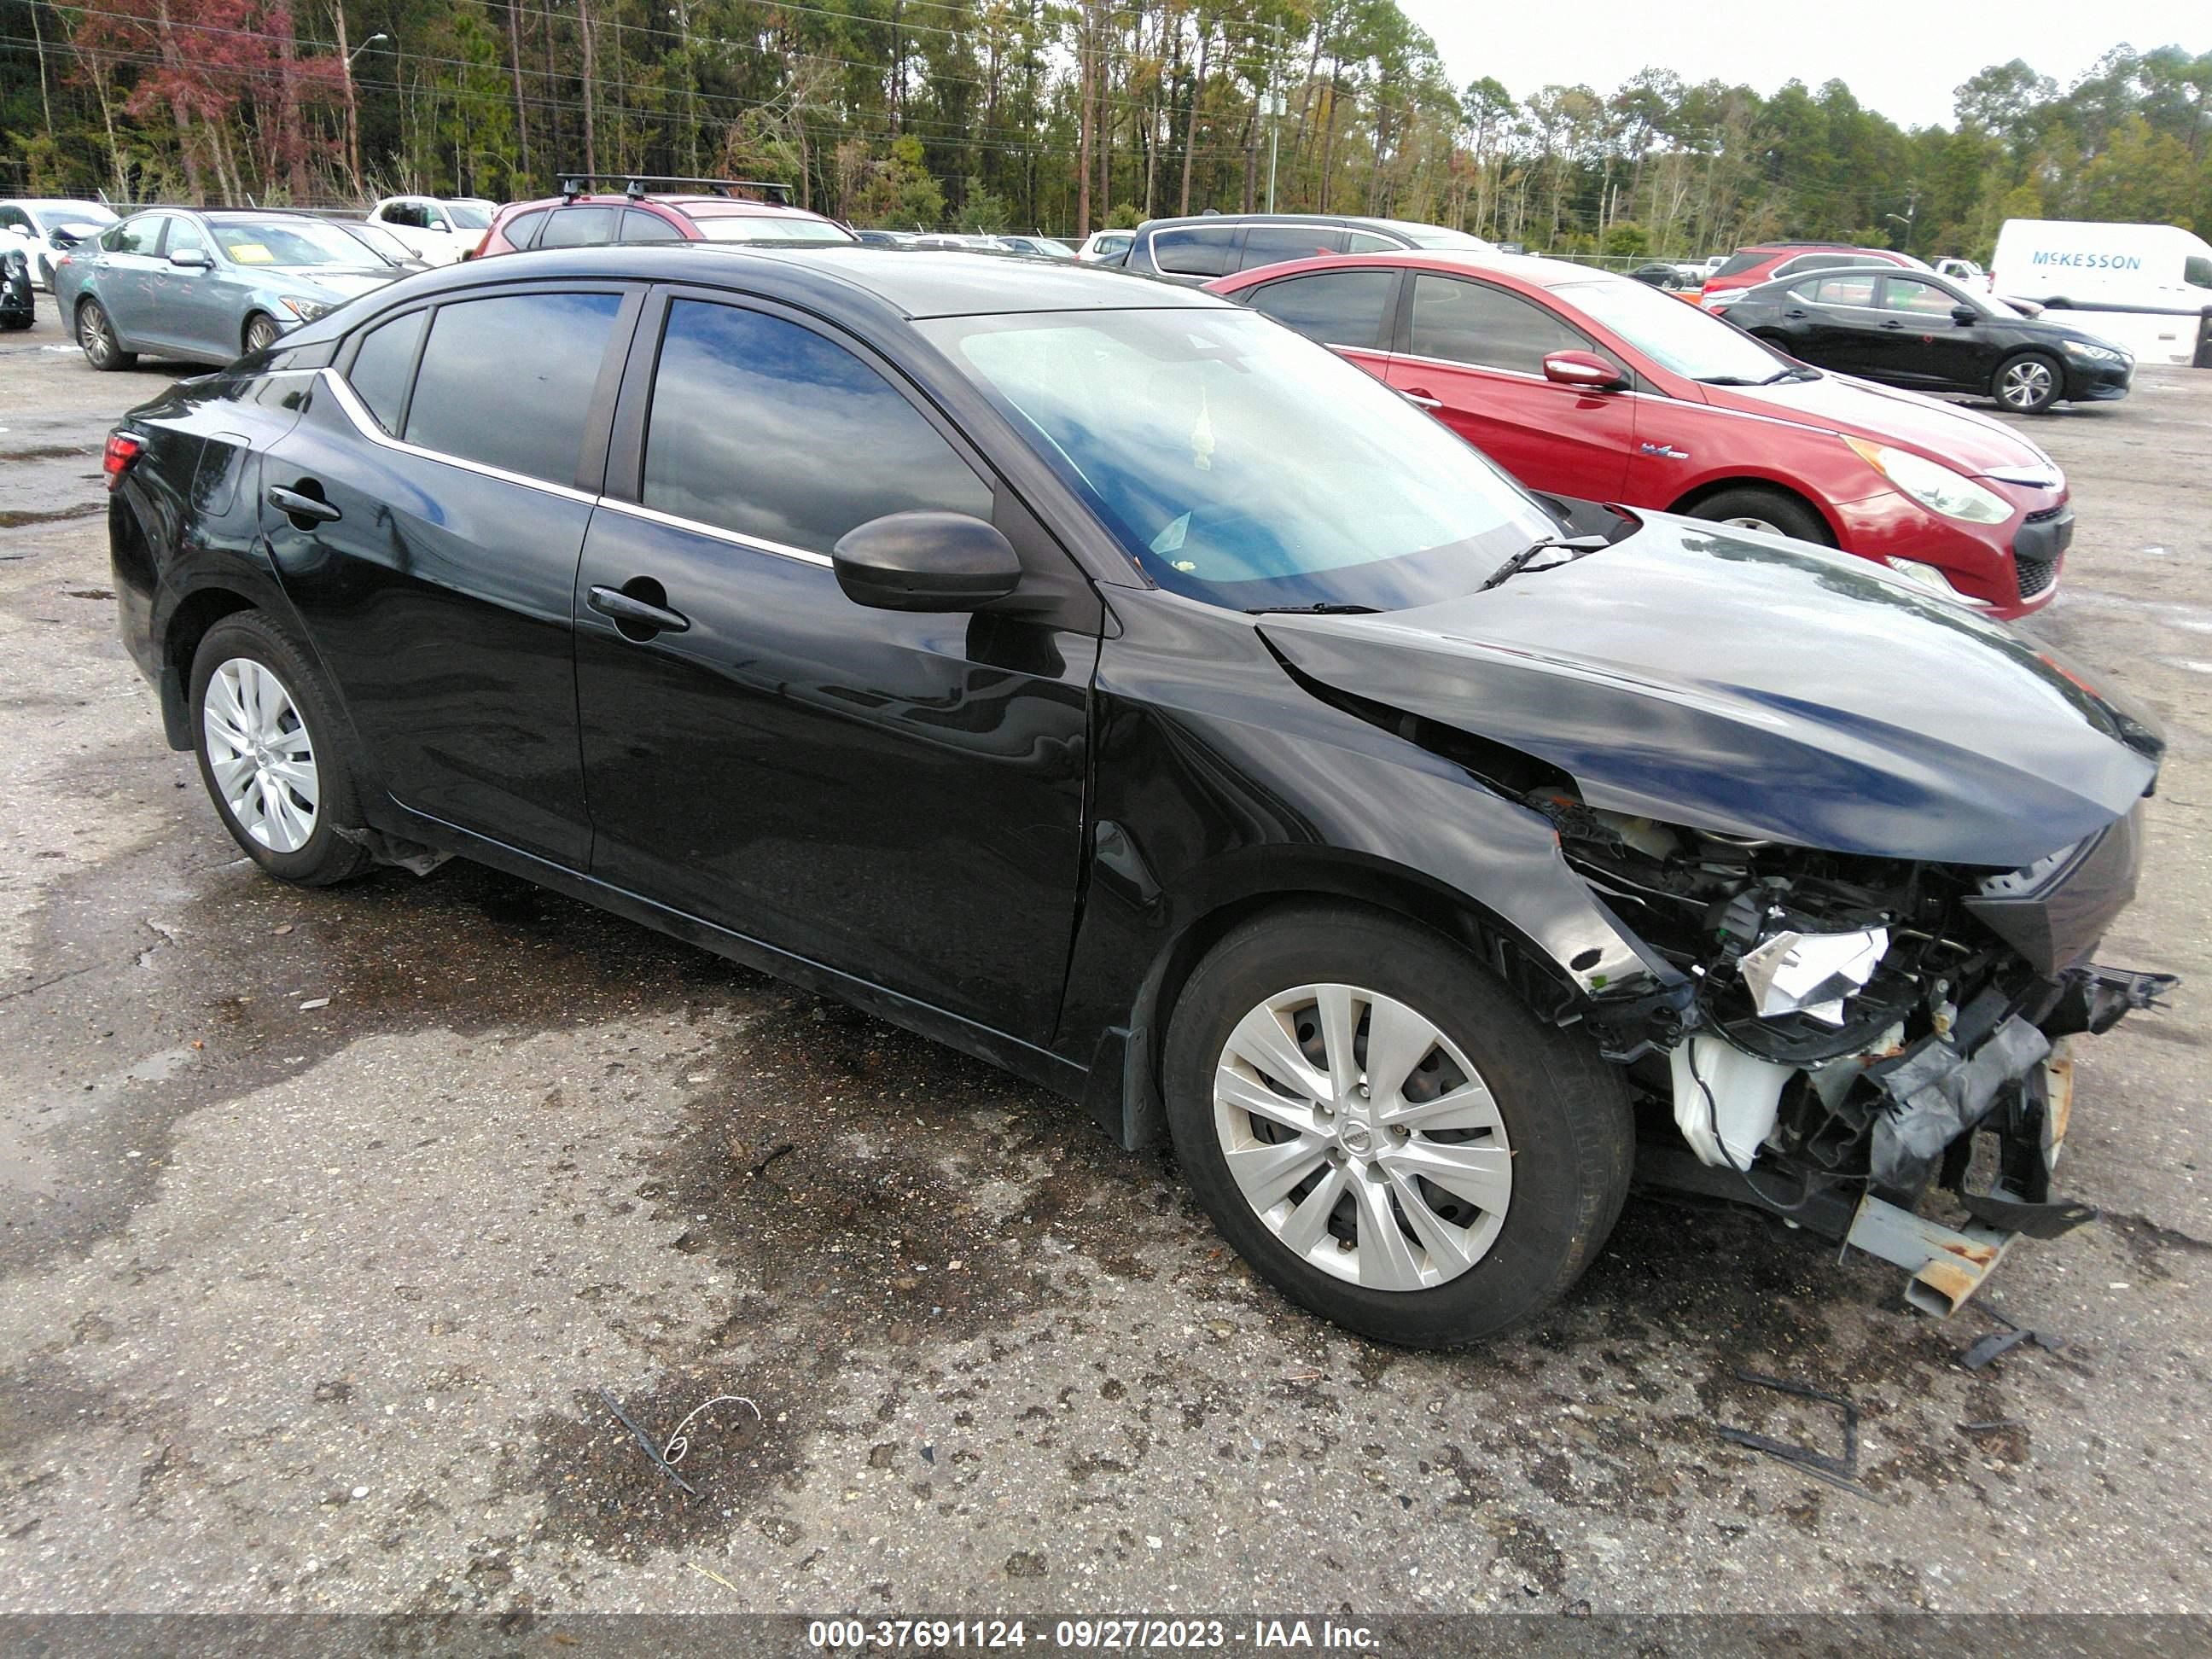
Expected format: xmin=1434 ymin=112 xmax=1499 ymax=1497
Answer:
xmin=1960 ymin=1303 xmax=2064 ymax=1371
xmin=1714 ymin=1370 xmax=1876 ymax=1499
xmin=662 ymin=1394 xmax=761 ymax=1465
xmin=599 ymin=1388 xmax=699 ymax=1497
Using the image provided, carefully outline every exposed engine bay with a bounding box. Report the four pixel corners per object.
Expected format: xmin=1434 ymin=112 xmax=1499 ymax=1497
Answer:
xmin=1540 ymin=788 xmax=2177 ymax=1313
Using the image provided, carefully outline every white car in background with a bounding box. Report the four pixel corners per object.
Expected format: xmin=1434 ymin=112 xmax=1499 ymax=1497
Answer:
xmin=364 ymin=196 xmax=498 ymax=265
xmin=1075 ymin=230 xmax=1133 ymax=265
xmin=0 ymin=198 xmax=119 ymax=288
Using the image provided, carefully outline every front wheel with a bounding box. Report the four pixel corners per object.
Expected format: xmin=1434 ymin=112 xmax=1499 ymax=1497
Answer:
xmin=242 ymin=313 xmax=281 ymax=357
xmin=1162 ymin=905 xmax=1633 ymax=1348
xmin=190 ymin=614 xmax=374 ymax=885
xmin=1685 ymin=486 xmax=1833 ymax=545
xmin=1993 ymin=352 xmax=2061 ymax=414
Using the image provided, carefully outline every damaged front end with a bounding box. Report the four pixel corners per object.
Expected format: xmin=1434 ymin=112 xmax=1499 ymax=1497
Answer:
xmin=1552 ymin=792 xmax=2178 ymax=1315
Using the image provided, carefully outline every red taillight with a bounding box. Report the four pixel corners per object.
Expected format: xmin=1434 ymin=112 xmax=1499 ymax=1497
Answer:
xmin=102 ymin=431 xmax=143 ymax=490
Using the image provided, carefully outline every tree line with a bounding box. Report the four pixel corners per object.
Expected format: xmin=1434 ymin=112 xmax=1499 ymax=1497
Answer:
xmin=2 ymin=0 xmax=2207 ymax=259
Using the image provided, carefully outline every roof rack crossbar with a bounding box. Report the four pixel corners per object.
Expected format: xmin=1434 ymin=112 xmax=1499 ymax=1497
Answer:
xmin=555 ymin=172 xmax=793 ymax=205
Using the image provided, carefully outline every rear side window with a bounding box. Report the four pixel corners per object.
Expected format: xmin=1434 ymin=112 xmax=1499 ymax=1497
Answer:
xmin=1808 ymin=272 xmax=1878 ymax=307
xmin=404 ymin=292 xmax=625 ymax=484
xmin=1406 ymin=275 xmax=1586 ymax=375
xmin=346 ymin=310 xmax=428 ymax=434
xmin=1343 ymin=230 xmax=1399 ymax=253
xmin=500 ymin=209 xmax=548 ymax=250
xmin=641 ymin=299 xmax=992 ymax=554
xmin=620 ymin=209 xmax=684 ymax=243
xmin=103 ymin=218 xmax=156 ymax=255
xmin=1150 ymin=225 xmax=1241 ymax=277
xmin=538 ymin=207 xmax=618 ymax=249
xmin=1237 ymin=224 xmax=1346 ymax=271
xmin=1246 ymin=270 xmax=1397 ymax=350
xmin=1713 ymin=251 xmax=1767 ymax=278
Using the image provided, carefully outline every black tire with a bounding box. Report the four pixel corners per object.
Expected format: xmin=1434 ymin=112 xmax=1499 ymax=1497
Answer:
xmin=242 ymin=312 xmax=280 ymax=356
xmin=77 ymin=299 xmax=135 ymax=370
xmin=1162 ymin=905 xmax=1634 ymax=1349
xmin=1992 ymin=350 xmax=2062 ymax=414
xmin=189 ymin=613 xmax=374 ymax=886
xmin=1686 ymin=486 xmax=1833 ymax=545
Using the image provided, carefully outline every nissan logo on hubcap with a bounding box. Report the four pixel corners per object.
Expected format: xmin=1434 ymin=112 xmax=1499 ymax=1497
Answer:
xmin=1340 ymin=1121 xmax=1374 ymax=1155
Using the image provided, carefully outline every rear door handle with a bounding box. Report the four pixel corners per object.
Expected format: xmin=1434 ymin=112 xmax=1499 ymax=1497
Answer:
xmin=588 ymin=583 xmax=691 ymax=637
xmin=1880 ymin=320 xmax=1906 ymax=329
xmin=1783 ymin=308 xmax=1807 ymax=318
xmin=1400 ymin=387 xmax=1442 ymax=410
xmin=267 ymin=484 xmax=341 ymax=523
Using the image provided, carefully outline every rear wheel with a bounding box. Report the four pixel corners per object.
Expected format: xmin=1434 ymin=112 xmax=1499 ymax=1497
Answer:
xmin=77 ymin=299 xmax=134 ymax=370
xmin=1686 ymin=486 xmax=1832 ymax=545
xmin=1162 ymin=905 xmax=1633 ymax=1348
xmin=189 ymin=614 xmax=373 ymax=886
xmin=242 ymin=312 xmax=281 ymax=356
xmin=1993 ymin=352 xmax=2061 ymax=414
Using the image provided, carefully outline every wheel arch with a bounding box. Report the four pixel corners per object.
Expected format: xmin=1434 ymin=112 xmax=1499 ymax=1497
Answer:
xmin=1665 ymin=475 xmax=1842 ymax=544
xmin=160 ymin=586 xmax=259 ymax=746
xmin=1091 ymin=854 xmax=1590 ymax=1152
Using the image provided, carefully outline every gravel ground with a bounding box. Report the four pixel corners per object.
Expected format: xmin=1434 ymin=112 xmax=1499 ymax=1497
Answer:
xmin=1 ymin=301 xmax=2208 ymax=1621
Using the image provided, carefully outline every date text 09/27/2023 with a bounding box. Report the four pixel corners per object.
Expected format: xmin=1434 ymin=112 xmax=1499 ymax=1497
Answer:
xmin=805 ymin=1618 xmax=1377 ymax=1650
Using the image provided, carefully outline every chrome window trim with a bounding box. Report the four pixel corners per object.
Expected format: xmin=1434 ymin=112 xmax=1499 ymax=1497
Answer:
xmin=317 ymin=367 xmax=599 ymax=506
xmin=591 ymin=496 xmax=835 ymax=569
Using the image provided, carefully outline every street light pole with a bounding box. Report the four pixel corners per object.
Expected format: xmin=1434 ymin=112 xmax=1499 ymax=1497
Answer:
xmin=1263 ymin=21 xmax=1283 ymax=213
xmin=337 ymin=20 xmax=390 ymax=200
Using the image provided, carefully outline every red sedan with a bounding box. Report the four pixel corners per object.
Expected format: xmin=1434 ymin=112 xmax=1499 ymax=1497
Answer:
xmin=1208 ymin=252 xmax=2070 ymax=616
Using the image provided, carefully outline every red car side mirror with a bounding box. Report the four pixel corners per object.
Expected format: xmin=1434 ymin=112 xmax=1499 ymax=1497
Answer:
xmin=1543 ymin=351 xmax=1630 ymax=391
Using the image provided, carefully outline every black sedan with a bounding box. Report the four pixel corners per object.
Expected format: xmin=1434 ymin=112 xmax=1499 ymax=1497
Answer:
xmin=1722 ymin=265 xmax=2133 ymax=413
xmin=103 ymin=246 xmax=2172 ymax=1346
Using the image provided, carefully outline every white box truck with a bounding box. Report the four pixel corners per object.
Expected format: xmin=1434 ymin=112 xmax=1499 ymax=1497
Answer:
xmin=1990 ymin=219 xmax=2212 ymax=365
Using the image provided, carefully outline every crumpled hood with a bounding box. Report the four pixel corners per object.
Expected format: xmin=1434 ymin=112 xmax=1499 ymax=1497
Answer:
xmin=1261 ymin=519 xmax=2159 ymax=868
xmin=1723 ymin=372 xmax=2058 ymax=483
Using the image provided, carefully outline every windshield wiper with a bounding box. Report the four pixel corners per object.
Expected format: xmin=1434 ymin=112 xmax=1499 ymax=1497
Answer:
xmin=1243 ymin=602 xmax=1381 ymax=615
xmin=1697 ymin=367 xmax=1813 ymax=387
xmin=1479 ymin=534 xmax=1610 ymax=591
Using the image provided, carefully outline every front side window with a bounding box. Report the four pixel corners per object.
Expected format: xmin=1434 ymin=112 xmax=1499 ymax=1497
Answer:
xmin=922 ymin=306 xmax=1556 ymax=612
xmin=165 ymin=217 xmax=208 ymax=260
xmin=1238 ymin=225 xmax=1346 ymax=271
xmin=1150 ymin=226 xmax=1241 ymax=277
xmin=404 ymin=291 xmax=625 ymax=484
xmin=642 ymin=300 xmax=992 ymax=553
xmin=1881 ymin=276 xmax=1965 ymax=316
xmin=538 ymin=207 xmax=619 ymax=249
xmin=1246 ymin=270 xmax=1396 ymax=350
xmin=381 ymin=202 xmax=427 ymax=230
xmin=2184 ymin=255 xmax=2212 ymax=290
xmin=1406 ymin=274 xmax=1585 ymax=375
xmin=346 ymin=309 xmax=427 ymax=434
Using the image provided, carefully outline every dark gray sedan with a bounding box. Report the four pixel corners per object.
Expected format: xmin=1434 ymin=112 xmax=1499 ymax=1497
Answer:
xmin=54 ymin=208 xmax=403 ymax=370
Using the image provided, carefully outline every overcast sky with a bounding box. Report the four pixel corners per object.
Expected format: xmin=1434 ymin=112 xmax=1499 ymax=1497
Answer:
xmin=1400 ymin=2 xmax=2212 ymax=130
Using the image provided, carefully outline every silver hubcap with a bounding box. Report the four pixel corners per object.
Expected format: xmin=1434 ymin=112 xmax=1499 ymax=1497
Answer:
xmin=83 ymin=309 xmax=108 ymax=360
xmin=2000 ymin=362 xmax=2052 ymax=407
xmin=202 ymin=657 xmax=319 ymax=853
xmin=1720 ymin=515 xmax=1784 ymax=535
xmin=1212 ymin=982 xmax=1511 ymax=1292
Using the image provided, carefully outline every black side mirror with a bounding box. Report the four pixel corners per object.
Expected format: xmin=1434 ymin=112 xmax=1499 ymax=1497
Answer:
xmin=1951 ymin=306 xmax=1978 ymax=326
xmin=832 ymin=511 xmax=1022 ymax=612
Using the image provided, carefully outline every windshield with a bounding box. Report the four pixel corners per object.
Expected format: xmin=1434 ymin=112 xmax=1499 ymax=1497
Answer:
xmin=693 ymin=214 xmax=855 ymax=243
xmin=921 ymin=306 xmax=1557 ymax=611
xmin=340 ymin=222 xmax=416 ymax=263
xmin=210 ymin=218 xmax=376 ymax=268
xmin=1564 ymin=277 xmax=1795 ymax=383
xmin=445 ymin=202 xmax=492 ymax=230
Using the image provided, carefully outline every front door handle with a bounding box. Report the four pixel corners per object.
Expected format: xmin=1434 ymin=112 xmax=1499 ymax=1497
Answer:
xmin=1400 ymin=387 xmax=1443 ymax=409
xmin=588 ymin=582 xmax=690 ymax=638
xmin=1783 ymin=308 xmax=1808 ymax=318
xmin=267 ymin=484 xmax=341 ymax=524
xmin=1880 ymin=320 xmax=1906 ymax=329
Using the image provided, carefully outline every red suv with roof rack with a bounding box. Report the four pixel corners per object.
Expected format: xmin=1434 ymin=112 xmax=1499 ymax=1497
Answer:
xmin=1700 ymin=242 xmax=1926 ymax=311
xmin=471 ymin=174 xmax=858 ymax=259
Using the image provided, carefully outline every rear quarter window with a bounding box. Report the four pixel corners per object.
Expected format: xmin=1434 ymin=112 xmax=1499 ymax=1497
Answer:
xmin=500 ymin=209 xmax=549 ymax=250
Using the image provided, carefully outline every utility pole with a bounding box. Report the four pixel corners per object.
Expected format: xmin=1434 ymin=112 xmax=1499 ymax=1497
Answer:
xmin=339 ymin=21 xmax=389 ymax=198
xmin=1263 ymin=20 xmax=1283 ymax=212
xmin=1885 ymin=191 xmax=1918 ymax=252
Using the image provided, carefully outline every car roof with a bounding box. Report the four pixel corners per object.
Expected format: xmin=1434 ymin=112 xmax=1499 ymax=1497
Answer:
xmin=1224 ymin=247 xmax=1622 ymax=292
xmin=508 ymin=193 xmax=825 ymax=218
xmin=291 ymin=243 xmax=1224 ymax=329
